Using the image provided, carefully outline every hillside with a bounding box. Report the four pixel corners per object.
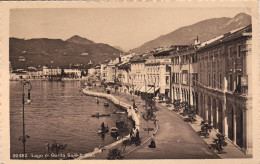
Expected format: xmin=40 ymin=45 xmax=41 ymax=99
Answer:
xmin=132 ymin=13 xmax=251 ymax=54
xmin=10 ymin=36 xmax=122 ymax=69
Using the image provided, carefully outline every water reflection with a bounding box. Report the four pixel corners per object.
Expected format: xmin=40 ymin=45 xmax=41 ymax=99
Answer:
xmin=10 ymin=81 xmax=131 ymax=159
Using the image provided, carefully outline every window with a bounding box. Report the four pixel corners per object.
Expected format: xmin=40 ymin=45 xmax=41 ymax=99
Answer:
xmin=235 ymin=75 xmax=242 ymax=93
xmin=229 ymin=47 xmax=233 ymax=58
xmin=229 ymin=74 xmax=233 ymax=91
xmin=219 ymin=74 xmax=222 ymax=89
xmin=219 ymin=50 xmax=222 ymax=59
xmin=214 ymin=51 xmax=218 ymax=60
xmin=166 ymin=76 xmax=170 ymax=85
xmin=208 ymin=73 xmax=211 ymax=87
xmin=237 ymin=45 xmax=242 ymax=58
xmin=213 ymin=74 xmax=216 ymax=88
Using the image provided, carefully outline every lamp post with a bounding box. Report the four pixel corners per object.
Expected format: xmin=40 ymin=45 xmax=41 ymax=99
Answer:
xmin=20 ymin=80 xmax=32 ymax=159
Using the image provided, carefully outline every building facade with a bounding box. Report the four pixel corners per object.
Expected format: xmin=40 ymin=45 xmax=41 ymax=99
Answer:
xmin=170 ymin=25 xmax=252 ymax=154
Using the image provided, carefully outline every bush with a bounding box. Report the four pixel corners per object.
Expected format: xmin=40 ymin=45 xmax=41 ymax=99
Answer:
xmin=107 ymin=148 xmax=124 ymax=160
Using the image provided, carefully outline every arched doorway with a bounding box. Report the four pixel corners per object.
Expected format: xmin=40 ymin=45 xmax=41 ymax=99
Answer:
xmin=207 ymin=96 xmax=212 ymax=124
xmin=186 ymin=89 xmax=189 ymax=104
xmin=176 ymin=88 xmax=179 ymax=100
xmin=236 ymin=107 xmax=244 ymax=148
xmin=195 ymin=92 xmax=199 ymax=113
xmin=200 ymin=93 xmax=204 ymax=117
xmin=192 ymin=91 xmax=195 ymax=106
xmin=212 ymin=98 xmax=217 ymax=129
xmin=181 ymin=89 xmax=184 ymax=102
xmin=218 ymin=101 xmax=223 ymax=134
xmin=227 ymin=104 xmax=234 ymax=141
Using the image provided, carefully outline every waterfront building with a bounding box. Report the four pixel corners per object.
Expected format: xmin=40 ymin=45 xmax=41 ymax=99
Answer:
xmin=43 ymin=66 xmax=62 ymax=78
xmin=145 ymin=57 xmax=171 ymax=97
xmin=88 ymin=68 xmax=96 ymax=76
xmin=117 ymin=61 xmax=131 ymax=93
xmin=170 ymin=46 xmax=198 ymax=106
xmin=64 ymin=68 xmax=81 ymax=78
xmin=129 ymin=55 xmax=147 ymax=94
xmin=170 ymin=24 xmax=252 ymax=155
xmin=100 ymin=61 xmax=109 ymax=82
xmin=197 ymin=25 xmax=252 ymax=154
xmin=106 ymin=57 xmax=121 ymax=83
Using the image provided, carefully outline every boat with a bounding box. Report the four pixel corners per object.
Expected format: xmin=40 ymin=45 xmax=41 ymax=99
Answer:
xmin=104 ymin=102 xmax=109 ymax=107
xmin=91 ymin=113 xmax=110 ymax=118
xmin=110 ymin=127 xmax=119 ymax=137
xmin=96 ymin=97 xmax=99 ymax=104
xmin=98 ymin=127 xmax=109 ymax=134
xmin=113 ymin=110 xmax=125 ymax=114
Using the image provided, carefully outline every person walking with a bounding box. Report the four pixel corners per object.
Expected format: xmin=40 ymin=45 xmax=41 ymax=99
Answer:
xmin=148 ymin=134 xmax=156 ymax=148
xmin=135 ymin=129 xmax=140 ymax=146
xmin=130 ymin=129 xmax=133 ymax=138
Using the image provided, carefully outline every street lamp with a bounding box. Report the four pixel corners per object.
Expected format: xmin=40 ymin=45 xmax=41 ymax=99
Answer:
xmin=19 ymin=80 xmax=32 ymax=159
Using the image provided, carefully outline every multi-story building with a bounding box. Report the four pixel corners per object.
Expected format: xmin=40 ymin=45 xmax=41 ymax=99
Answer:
xmin=171 ymin=46 xmax=198 ymax=106
xmin=100 ymin=61 xmax=109 ymax=82
xmin=170 ymin=25 xmax=252 ymax=155
xmin=64 ymin=68 xmax=81 ymax=78
xmin=130 ymin=55 xmax=147 ymax=94
xmin=196 ymin=25 xmax=252 ymax=154
xmin=145 ymin=57 xmax=171 ymax=97
xmin=117 ymin=61 xmax=131 ymax=93
xmin=43 ymin=66 xmax=62 ymax=78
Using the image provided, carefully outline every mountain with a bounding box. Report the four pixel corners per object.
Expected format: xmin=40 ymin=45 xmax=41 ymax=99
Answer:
xmin=66 ymin=35 xmax=95 ymax=45
xmin=113 ymin=46 xmax=125 ymax=52
xmin=132 ymin=13 xmax=251 ymax=54
xmin=10 ymin=36 xmax=122 ymax=69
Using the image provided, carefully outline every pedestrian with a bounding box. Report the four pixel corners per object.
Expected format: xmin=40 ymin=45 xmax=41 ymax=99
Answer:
xmin=133 ymin=121 xmax=136 ymax=129
xmin=130 ymin=129 xmax=133 ymax=138
xmin=101 ymin=122 xmax=105 ymax=131
xmin=136 ymin=129 xmax=139 ymax=140
xmin=154 ymin=119 xmax=157 ymax=127
xmin=148 ymin=134 xmax=156 ymax=148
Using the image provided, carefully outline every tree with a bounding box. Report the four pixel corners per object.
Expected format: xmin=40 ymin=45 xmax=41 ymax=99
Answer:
xmin=142 ymin=96 xmax=157 ymax=134
xmin=212 ymin=133 xmax=228 ymax=154
xmin=116 ymin=120 xmax=130 ymax=140
xmin=107 ymin=148 xmax=124 ymax=160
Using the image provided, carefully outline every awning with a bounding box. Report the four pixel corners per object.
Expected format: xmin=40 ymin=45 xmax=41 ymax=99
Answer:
xmin=147 ymin=87 xmax=160 ymax=93
xmin=140 ymin=86 xmax=149 ymax=92
xmin=134 ymin=85 xmax=141 ymax=91
xmin=146 ymin=86 xmax=152 ymax=92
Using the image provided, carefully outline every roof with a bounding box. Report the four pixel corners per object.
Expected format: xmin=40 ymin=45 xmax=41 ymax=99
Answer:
xmin=199 ymin=24 xmax=252 ymax=50
xmin=130 ymin=54 xmax=148 ymax=63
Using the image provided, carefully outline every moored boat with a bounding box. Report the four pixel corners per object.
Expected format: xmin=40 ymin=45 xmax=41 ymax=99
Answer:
xmin=98 ymin=126 xmax=109 ymax=134
xmin=104 ymin=102 xmax=109 ymax=107
xmin=110 ymin=127 xmax=119 ymax=138
xmin=91 ymin=113 xmax=110 ymax=118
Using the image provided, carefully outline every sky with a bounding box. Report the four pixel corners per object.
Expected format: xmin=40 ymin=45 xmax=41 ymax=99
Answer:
xmin=10 ymin=8 xmax=250 ymax=51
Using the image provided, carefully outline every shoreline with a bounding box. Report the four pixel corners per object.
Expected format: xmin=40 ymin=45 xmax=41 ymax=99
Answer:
xmin=76 ymin=88 xmax=140 ymax=160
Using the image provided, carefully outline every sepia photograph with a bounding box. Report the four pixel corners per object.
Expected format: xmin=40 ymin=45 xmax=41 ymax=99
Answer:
xmin=0 ymin=1 xmax=259 ymax=162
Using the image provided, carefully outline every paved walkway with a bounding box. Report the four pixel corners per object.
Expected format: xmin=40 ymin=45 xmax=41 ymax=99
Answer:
xmin=81 ymin=87 xmax=249 ymax=159
xmin=125 ymin=101 xmax=218 ymax=159
xmin=159 ymin=102 xmax=251 ymax=158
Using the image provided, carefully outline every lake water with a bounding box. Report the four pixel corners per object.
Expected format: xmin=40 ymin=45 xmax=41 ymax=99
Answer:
xmin=10 ymin=80 xmax=131 ymax=159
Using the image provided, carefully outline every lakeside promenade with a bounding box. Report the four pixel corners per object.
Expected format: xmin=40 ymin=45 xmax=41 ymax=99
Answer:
xmin=79 ymin=87 xmax=219 ymax=159
xmin=78 ymin=86 xmax=251 ymax=159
